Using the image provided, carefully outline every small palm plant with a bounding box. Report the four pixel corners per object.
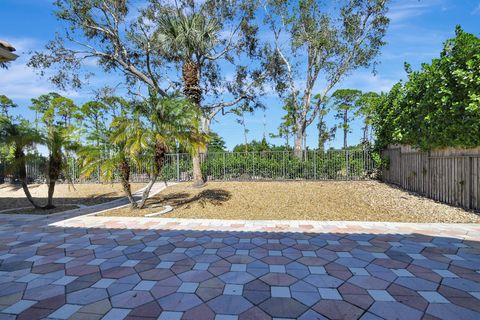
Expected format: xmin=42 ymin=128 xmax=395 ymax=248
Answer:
xmin=30 ymin=93 xmax=82 ymax=209
xmin=125 ymin=92 xmax=208 ymax=209
xmin=0 ymin=116 xmax=42 ymax=208
xmin=79 ymin=96 xmax=138 ymax=207
xmin=79 ymin=93 xmax=208 ymax=209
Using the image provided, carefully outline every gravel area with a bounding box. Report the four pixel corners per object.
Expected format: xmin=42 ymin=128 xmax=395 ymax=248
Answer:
xmin=102 ymin=181 xmax=480 ymax=223
xmin=0 ymin=183 xmax=145 ymax=211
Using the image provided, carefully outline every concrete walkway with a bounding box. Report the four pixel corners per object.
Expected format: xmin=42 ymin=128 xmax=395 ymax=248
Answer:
xmin=0 ymin=212 xmax=479 ymax=319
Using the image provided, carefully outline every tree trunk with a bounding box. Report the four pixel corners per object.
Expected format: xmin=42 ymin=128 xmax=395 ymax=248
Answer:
xmin=303 ymin=132 xmax=307 ymax=159
xmin=16 ymin=149 xmax=41 ymax=209
xmin=45 ymin=153 xmax=61 ymax=210
xmin=293 ymin=119 xmax=306 ymax=159
xmin=45 ymin=181 xmax=56 ymax=209
xmin=138 ymin=140 xmax=166 ymax=208
xmin=192 ymin=154 xmax=204 ymax=187
xmin=183 ymin=60 xmax=206 ymax=187
xmin=363 ymin=123 xmax=369 ymax=151
xmin=138 ymin=174 xmax=158 ymax=209
xmin=119 ymin=159 xmax=137 ymax=208
xmin=201 ymin=116 xmax=211 ymax=149
xmin=293 ymin=126 xmax=304 ymax=159
xmin=21 ymin=180 xmax=40 ymax=208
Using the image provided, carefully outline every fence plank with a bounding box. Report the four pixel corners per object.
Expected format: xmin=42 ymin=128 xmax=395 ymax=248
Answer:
xmin=381 ymin=147 xmax=479 ymax=211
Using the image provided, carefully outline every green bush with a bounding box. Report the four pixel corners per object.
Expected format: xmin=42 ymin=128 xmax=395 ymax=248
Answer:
xmin=373 ymin=27 xmax=480 ymax=150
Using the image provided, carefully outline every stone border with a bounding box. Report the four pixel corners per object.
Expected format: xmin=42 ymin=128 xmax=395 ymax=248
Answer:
xmin=50 ymin=215 xmax=480 ymax=240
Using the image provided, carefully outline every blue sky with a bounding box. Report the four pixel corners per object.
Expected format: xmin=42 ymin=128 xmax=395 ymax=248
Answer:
xmin=1 ymin=0 xmax=479 ymax=150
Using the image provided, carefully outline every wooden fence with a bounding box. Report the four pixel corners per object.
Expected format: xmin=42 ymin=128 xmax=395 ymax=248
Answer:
xmin=381 ymin=146 xmax=480 ymax=211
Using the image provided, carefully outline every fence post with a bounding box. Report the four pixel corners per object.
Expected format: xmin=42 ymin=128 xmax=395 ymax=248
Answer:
xmin=223 ymin=152 xmax=226 ymax=180
xmin=314 ymin=151 xmax=317 ymax=180
xmin=176 ymin=153 xmax=180 ymax=182
xmin=283 ymin=151 xmax=286 ymax=178
xmin=72 ymin=158 xmax=76 ymax=183
xmin=468 ymin=156 xmax=473 ymax=209
xmin=345 ymin=150 xmax=349 ymax=179
xmin=253 ymin=152 xmax=255 ymax=179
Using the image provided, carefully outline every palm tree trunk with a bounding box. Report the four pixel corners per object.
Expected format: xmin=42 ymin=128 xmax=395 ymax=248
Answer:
xmin=15 ymin=148 xmax=41 ymax=209
xmin=192 ymin=155 xmax=203 ymax=186
xmin=45 ymin=152 xmax=62 ymax=210
xmin=119 ymin=159 xmax=137 ymax=208
xmin=45 ymin=181 xmax=56 ymax=209
xmin=138 ymin=140 xmax=166 ymax=209
xmin=138 ymin=174 xmax=158 ymax=209
xmin=183 ymin=60 xmax=205 ymax=187
xmin=21 ymin=181 xmax=40 ymax=209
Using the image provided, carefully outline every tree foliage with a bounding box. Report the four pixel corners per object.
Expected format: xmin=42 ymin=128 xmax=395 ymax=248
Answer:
xmin=30 ymin=93 xmax=81 ymax=208
xmin=373 ymin=27 xmax=480 ymax=150
xmin=262 ymin=0 xmax=389 ymax=157
xmin=331 ymin=89 xmax=362 ymax=149
xmin=208 ymin=132 xmax=226 ymax=152
xmin=0 ymin=95 xmax=17 ymax=118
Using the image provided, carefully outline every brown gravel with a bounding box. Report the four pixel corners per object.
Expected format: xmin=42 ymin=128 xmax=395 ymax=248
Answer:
xmin=0 ymin=183 xmax=145 ymax=211
xmin=102 ymin=181 xmax=480 ymax=223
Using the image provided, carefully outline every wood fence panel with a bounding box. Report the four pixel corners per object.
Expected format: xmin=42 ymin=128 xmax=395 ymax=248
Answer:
xmin=381 ymin=146 xmax=479 ymax=211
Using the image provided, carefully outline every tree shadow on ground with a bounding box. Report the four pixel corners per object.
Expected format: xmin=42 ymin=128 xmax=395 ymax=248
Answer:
xmin=147 ymin=189 xmax=232 ymax=208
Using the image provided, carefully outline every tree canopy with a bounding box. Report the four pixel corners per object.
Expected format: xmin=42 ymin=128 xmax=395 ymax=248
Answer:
xmin=262 ymin=0 xmax=389 ymax=157
xmin=373 ymin=26 xmax=480 ymax=150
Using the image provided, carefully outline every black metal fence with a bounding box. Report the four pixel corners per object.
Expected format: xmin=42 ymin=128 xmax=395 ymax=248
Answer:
xmin=1 ymin=149 xmax=376 ymax=184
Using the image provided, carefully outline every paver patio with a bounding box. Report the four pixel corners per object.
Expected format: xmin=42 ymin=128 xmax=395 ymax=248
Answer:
xmin=0 ymin=212 xmax=479 ymax=319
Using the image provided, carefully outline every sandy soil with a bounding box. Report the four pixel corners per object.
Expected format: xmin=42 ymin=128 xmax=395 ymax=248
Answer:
xmin=102 ymin=181 xmax=480 ymax=223
xmin=0 ymin=183 xmax=145 ymax=212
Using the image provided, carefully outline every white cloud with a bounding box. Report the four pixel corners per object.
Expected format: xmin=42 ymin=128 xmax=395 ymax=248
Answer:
xmin=0 ymin=37 xmax=78 ymax=99
xmin=335 ymin=72 xmax=401 ymax=93
xmin=473 ymin=4 xmax=480 ymax=15
xmin=0 ymin=62 xmax=79 ymax=100
xmin=387 ymin=0 xmax=446 ymax=24
xmin=0 ymin=37 xmax=129 ymax=102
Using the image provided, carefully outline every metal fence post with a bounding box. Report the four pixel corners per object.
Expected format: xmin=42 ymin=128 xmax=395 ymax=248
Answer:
xmin=253 ymin=152 xmax=255 ymax=178
xmin=72 ymin=158 xmax=76 ymax=183
xmin=314 ymin=151 xmax=317 ymax=180
xmin=345 ymin=150 xmax=349 ymax=179
xmin=223 ymin=152 xmax=226 ymax=180
xmin=283 ymin=151 xmax=286 ymax=178
xmin=176 ymin=153 xmax=180 ymax=182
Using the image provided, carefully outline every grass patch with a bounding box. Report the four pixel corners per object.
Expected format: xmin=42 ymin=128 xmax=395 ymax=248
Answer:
xmin=101 ymin=181 xmax=480 ymax=223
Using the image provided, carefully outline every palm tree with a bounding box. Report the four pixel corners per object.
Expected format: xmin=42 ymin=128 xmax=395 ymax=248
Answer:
xmin=126 ymin=93 xmax=207 ymax=208
xmin=332 ymin=89 xmax=362 ymax=150
xmin=0 ymin=116 xmax=42 ymax=208
xmin=79 ymin=142 xmax=137 ymax=208
xmin=30 ymin=93 xmax=81 ymax=209
xmin=156 ymin=12 xmax=221 ymax=186
xmin=79 ymin=97 xmax=138 ymax=208
xmin=41 ymin=122 xmax=80 ymax=209
xmin=80 ymin=94 xmax=207 ymax=210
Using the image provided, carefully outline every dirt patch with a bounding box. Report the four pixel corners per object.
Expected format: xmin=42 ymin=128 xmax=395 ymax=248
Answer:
xmin=0 ymin=183 xmax=145 ymax=211
xmin=101 ymin=181 xmax=480 ymax=223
